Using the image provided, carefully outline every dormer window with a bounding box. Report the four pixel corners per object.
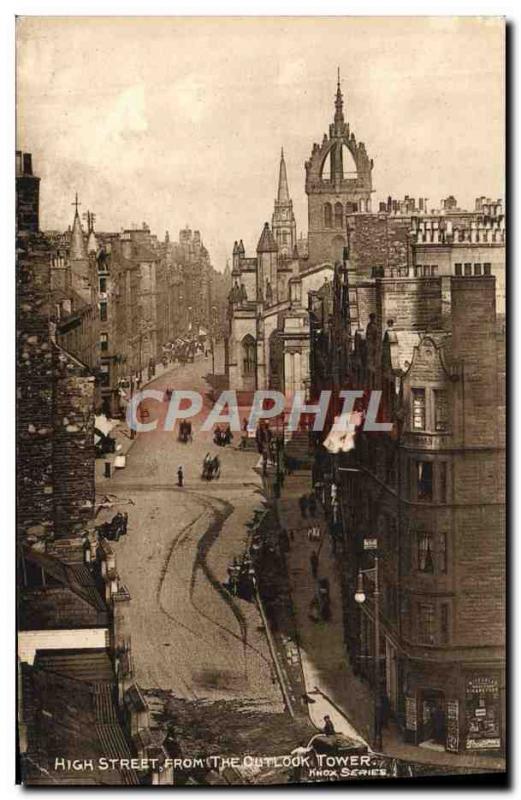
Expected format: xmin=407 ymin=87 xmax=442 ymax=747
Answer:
xmin=411 ymin=388 xmax=426 ymax=430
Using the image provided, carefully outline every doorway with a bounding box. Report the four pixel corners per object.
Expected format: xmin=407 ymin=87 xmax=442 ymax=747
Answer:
xmin=419 ymin=690 xmax=446 ymax=748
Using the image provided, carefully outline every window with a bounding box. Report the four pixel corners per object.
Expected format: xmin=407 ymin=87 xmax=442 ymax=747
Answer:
xmin=334 ymin=202 xmax=344 ymax=228
xmin=484 ymin=262 xmax=492 ymax=275
xmin=100 ymin=332 xmax=108 ymax=352
xmin=99 ymin=276 xmax=107 ymax=293
xmin=99 ymin=363 xmax=110 ymax=387
xmin=242 ymin=335 xmax=256 ymax=377
xmin=418 ymin=532 xmax=435 ymax=573
xmin=416 ymin=530 xmax=448 ymax=574
xmin=418 ymin=602 xmax=435 ymax=644
xmin=434 ymin=389 xmax=449 ymax=432
xmin=455 ymin=263 xmax=462 ymax=276
xmin=438 ymin=531 xmax=448 ymax=573
xmin=440 ymin=603 xmax=450 ymax=644
xmin=474 ymin=263 xmax=482 ymax=276
xmin=99 ymin=301 xmax=108 ymax=322
xmin=412 ymin=388 xmax=426 ymax=430
xmin=464 ymin=263 xmax=472 ymax=276
xmin=415 ymin=461 xmax=433 ymax=501
xmin=324 ymin=203 xmax=332 ymax=228
xmin=439 ymin=462 xmax=448 ymax=504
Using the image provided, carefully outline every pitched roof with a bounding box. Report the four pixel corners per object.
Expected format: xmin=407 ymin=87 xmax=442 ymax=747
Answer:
xmin=70 ymin=211 xmax=88 ymax=261
xmin=256 ymin=222 xmax=278 ymax=253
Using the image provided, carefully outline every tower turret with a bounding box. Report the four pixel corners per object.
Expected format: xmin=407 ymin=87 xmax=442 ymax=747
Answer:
xmin=305 ymin=72 xmax=374 ymax=266
xmin=256 ymin=222 xmax=278 ymax=304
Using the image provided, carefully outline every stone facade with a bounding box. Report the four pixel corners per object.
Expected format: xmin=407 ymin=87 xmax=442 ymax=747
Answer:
xmin=16 ymin=154 xmax=96 ymax=547
xmin=311 ymin=231 xmax=505 ymax=754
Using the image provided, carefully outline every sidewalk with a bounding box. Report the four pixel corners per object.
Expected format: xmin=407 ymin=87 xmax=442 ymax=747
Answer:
xmin=272 ymin=470 xmax=506 ymax=772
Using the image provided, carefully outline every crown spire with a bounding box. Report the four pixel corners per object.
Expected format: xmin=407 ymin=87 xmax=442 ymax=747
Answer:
xmin=334 ymin=67 xmax=344 ymax=126
xmin=277 ymin=147 xmax=290 ymax=203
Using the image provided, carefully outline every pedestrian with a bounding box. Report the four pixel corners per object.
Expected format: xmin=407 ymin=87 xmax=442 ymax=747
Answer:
xmin=299 ymin=494 xmax=308 ymax=518
xmin=310 ymin=549 xmax=319 ymax=578
xmin=177 ymin=465 xmax=184 ymax=487
xmin=307 ymin=526 xmax=314 ymax=542
xmin=323 ymin=715 xmax=335 ymax=736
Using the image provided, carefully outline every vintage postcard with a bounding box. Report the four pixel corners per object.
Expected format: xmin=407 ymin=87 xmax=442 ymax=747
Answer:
xmin=16 ymin=16 xmax=506 ymax=786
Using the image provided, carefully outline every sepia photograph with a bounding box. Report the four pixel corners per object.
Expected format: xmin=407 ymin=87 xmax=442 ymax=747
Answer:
xmin=14 ymin=13 xmax=506 ymax=787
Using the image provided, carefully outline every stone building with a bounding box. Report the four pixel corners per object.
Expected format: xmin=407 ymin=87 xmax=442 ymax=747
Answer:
xmin=111 ymin=225 xmax=163 ymax=381
xmin=310 ymin=199 xmax=505 ymax=754
xmin=226 ymin=82 xmax=363 ymax=397
xmin=16 ymin=153 xmax=97 ymax=548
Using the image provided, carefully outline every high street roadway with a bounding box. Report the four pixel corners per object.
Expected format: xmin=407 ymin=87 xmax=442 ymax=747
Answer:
xmin=102 ymin=353 xmax=284 ymax=712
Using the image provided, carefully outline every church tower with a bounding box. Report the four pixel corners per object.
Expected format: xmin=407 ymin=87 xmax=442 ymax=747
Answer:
xmin=69 ymin=193 xmax=91 ymax=302
xmin=305 ymin=72 xmax=373 ymax=266
xmin=271 ymin=148 xmax=297 ymax=260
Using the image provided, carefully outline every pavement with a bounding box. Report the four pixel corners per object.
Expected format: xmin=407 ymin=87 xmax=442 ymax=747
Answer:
xmin=272 ymin=469 xmax=507 ymax=772
xmin=95 ymin=348 xmax=283 ymax=711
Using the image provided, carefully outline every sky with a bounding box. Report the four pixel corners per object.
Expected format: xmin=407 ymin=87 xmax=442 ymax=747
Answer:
xmin=16 ymin=16 xmax=504 ymax=271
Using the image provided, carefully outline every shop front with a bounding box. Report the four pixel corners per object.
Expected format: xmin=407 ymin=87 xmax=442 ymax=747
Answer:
xmin=400 ymin=664 xmax=504 ymax=755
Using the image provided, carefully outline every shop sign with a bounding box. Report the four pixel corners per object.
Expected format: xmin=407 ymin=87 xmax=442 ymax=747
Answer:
xmin=446 ymin=699 xmax=459 ymax=753
xmin=465 ymin=676 xmax=501 ymax=751
xmin=405 ymin=696 xmax=417 ymax=731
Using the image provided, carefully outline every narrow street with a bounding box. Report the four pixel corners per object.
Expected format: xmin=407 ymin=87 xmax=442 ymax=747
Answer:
xmin=100 ymin=352 xmax=283 ymax=711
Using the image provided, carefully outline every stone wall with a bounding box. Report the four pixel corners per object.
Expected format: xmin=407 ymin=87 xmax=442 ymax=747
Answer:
xmin=348 ymin=213 xmax=411 ymax=278
xmin=17 ymin=232 xmax=96 ymax=546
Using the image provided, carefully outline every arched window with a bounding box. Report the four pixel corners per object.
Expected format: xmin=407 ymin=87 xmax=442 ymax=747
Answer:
xmin=334 ymin=202 xmax=344 ymax=228
xmin=242 ymin=335 xmax=256 ymax=377
xmin=324 ymin=203 xmax=332 ymax=228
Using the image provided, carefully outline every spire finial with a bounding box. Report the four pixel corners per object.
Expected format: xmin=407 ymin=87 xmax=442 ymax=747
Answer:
xmin=71 ymin=192 xmax=81 ymax=216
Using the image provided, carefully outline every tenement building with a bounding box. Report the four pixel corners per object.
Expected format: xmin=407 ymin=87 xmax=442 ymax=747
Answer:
xmin=310 ymin=192 xmax=505 ymax=753
xmin=16 ymin=152 xmax=97 ymax=548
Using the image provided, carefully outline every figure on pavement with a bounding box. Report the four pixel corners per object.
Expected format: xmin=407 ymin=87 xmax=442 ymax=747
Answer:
xmin=323 ymin=715 xmax=336 ymax=736
xmin=177 ymin=465 xmax=184 ymax=487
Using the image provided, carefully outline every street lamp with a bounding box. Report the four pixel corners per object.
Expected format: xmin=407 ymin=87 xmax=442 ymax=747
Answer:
xmin=354 ymin=541 xmax=383 ymax=752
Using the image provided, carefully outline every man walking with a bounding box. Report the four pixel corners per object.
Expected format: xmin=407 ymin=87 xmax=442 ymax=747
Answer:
xmin=177 ymin=465 xmax=184 ymax=487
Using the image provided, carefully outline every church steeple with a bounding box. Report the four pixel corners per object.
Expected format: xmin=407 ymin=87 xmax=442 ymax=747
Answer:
xmin=277 ymin=148 xmax=290 ymax=203
xmin=70 ymin=193 xmax=88 ymax=261
xmin=272 ymin=148 xmax=297 ymax=259
xmin=334 ymin=67 xmax=345 ymax=127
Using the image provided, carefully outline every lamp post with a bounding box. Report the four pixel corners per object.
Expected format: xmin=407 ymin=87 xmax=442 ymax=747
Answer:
xmin=354 ymin=540 xmax=382 ymax=751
